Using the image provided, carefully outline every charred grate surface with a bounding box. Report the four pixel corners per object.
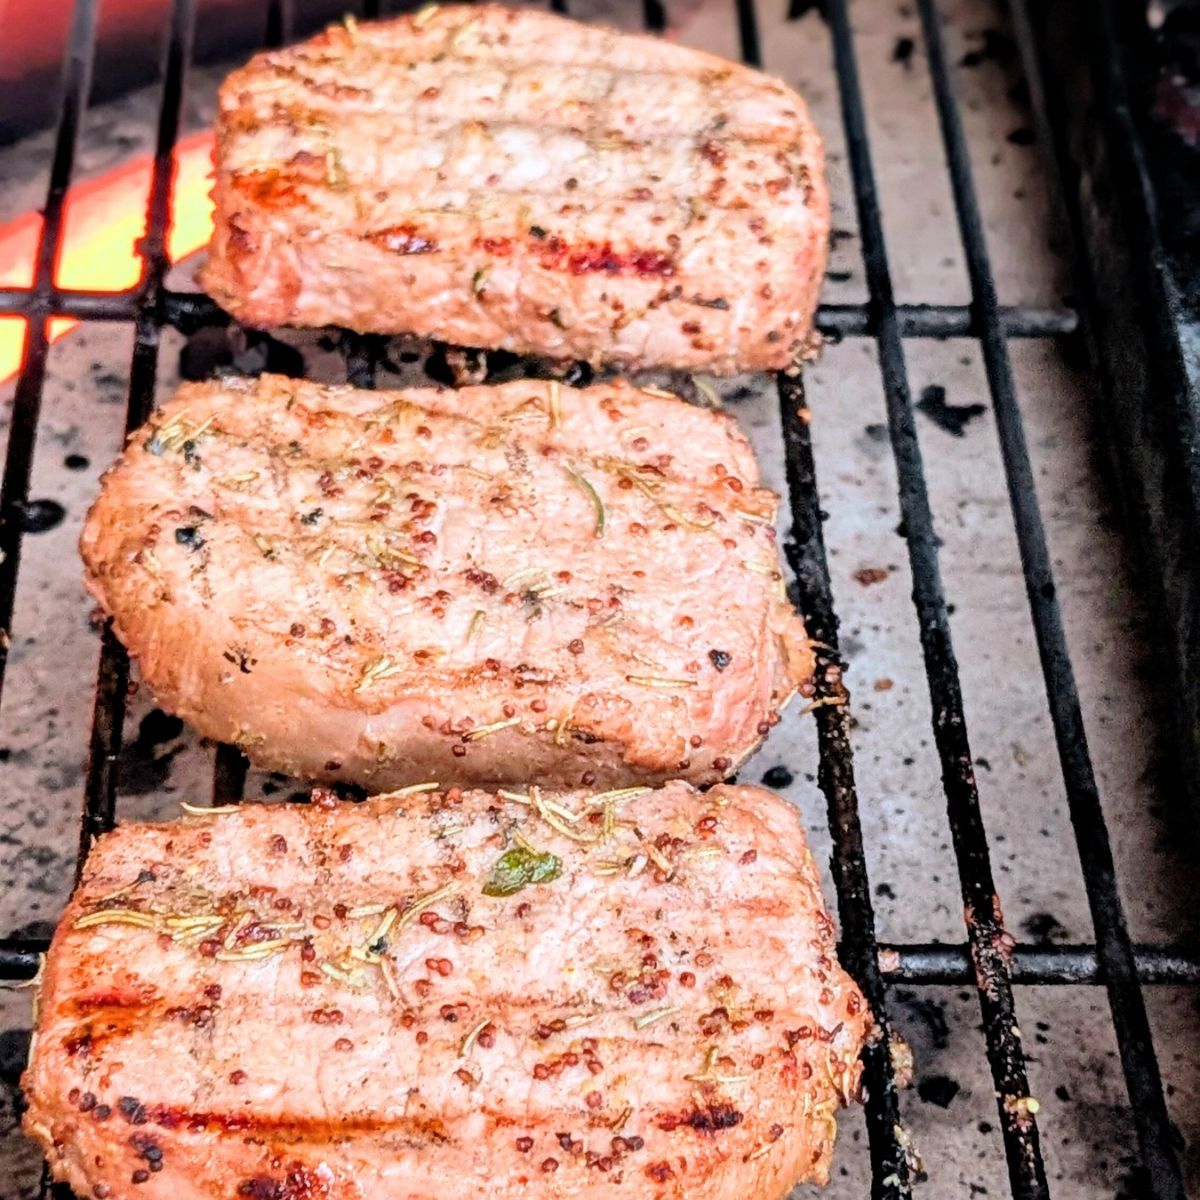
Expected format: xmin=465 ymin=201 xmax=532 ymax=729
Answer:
xmin=0 ymin=1 xmax=1193 ymax=1198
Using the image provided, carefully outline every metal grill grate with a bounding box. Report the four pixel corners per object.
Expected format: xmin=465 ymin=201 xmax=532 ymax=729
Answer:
xmin=0 ymin=1 xmax=1196 ymax=1197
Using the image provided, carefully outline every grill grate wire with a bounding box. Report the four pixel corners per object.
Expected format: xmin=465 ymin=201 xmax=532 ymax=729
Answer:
xmin=0 ymin=1 xmax=1192 ymax=1196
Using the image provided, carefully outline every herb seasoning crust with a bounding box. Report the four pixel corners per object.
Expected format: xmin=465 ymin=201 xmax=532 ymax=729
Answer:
xmin=199 ymin=4 xmax=830 ymax=374
xmin=24 ymin=783 xmax=869 ymax=1200
xmin=80 ymin=374 xmax=812 ymax=790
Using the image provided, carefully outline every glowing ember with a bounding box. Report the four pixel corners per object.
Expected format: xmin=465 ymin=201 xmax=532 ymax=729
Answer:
xmin=0 ymin=130 xmax=215 ymax=384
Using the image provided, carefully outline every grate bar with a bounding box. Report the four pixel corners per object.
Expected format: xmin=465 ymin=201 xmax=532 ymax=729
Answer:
xmin=0 ymin=0 xmax=100 ymax=716
xmin=817 ymin=303 xmax=1077 ymax=339
xmin=24 ymin=4 xmax=111 ymax=1198
xmin=79 ymin=0 xmax=198 ymax=862
xmin=0 ymin=289 xmax=142 ymax=319
xmin=6 ymin=934 xmax=1197 ymax=986
xmin=642 ymin=0 xmax=666 ymax=33
xmin=824 ymin=1 xmax=1048 ymax=1195
xmin=0 ymin=285 xmax=1078 ymax=341
xmin=343 ymin=331 xmax=385 ymax=390
xmin=879 ymin=942 xmax=1200 ymax=986
xmin=733 ymin=0 xmax=761 ymax=67
xmin=212 ymin=744 xmax=250 ymax=805
xmin=914 ymin=2 xmax=1185 ymax=1194
xmin=265 ymin=0 xmax=295 ymax=48
xmin=779 ymin=374 xmax=911 ymax=1198
xmin=78 ymin=628 xmax=131 ymax=875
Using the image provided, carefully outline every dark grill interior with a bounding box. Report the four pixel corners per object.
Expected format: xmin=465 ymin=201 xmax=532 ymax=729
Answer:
xmin=0 ymin=1 xmax=1196 ymax=1197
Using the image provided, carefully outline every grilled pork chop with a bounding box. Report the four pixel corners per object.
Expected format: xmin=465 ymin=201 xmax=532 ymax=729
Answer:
xmin=200 ymin=4 xmax=829 ymax=373
xmin=80 ymin=374 xmax=811 ymax=791
xmin=25 ymin=783 xmax=869 ymax=1200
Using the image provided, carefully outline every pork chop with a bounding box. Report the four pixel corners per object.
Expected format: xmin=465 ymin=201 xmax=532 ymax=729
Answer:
xmin=80 ymin=374 xmax=812 ymax=790
xmin=24 ymin=782 xmax=869 ymax=1200
xmin=200 ymin=4 xmax=829 ymax=373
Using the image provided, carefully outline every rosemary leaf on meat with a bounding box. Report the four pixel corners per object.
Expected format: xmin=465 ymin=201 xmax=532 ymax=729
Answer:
xmin=632 ymin=1005 xmax=680 ymax=1030
xmin=465 ymin=609 xmax=486 ymax=645
xmin=564 ymin=466 xmax=605 ymax=538
xmin=624 ymin=675 xmax=696 ymax=689
xmin=692 ymin=378 xmax=723 ymax=408
xmin=463 ymin=716 xmax=521 ymax=741
xmin=395 ymin=881 xmax=463 ymax=932
xmin=391 ymin=781 xmax=440 ymax=797
xmin=355 ymin=656 xmax=405 ymax=692
xmin=459 ymin=1018 xmax=492 ymax=1057
xmin=325 ymin=147 xmax=348 ymax=191
xmin=73 ymin=908 xmax=160 ymax=931
xmin=591 ymin=786 xmax=652 ymax=804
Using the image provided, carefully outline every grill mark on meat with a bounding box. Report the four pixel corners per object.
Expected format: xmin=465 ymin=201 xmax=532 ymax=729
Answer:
xmin=71 ymin=989 xmax=156 ymax=1013
xmin=68 ymin=982 xmax=648 ymax=1040
xmin=62 ymin=1032 xmax=92 ymax=1058
xmin=472 ymin=234 xmax=674 ymax=277
xmin=367 ymin=225 xmax=440 ymax=254
xmin=237 ymin=1166 xmax=332 ymax=1200
xmin=228 ymin=125 xmax=794 ymax=208
xmin=656 ymin=1102 xmax=744 ymax=1134
xmin=231 ymin=169 xmax=312 ymax=211
xmin=137 ymin=1096 xmax=670 ymax=1141
xmin=264 ymin=61 xmax=373 ymax=102
xmin=138 ymin=1106 xmax=405 ymax=1136
xmin=536 ymin=237 xmax=675 ymax=278
xmin=63 ymin=1018 xmax=137 ymax=1058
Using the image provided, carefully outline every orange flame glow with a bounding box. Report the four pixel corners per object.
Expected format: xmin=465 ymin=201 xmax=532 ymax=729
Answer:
xmin=0 ymin=130 xmax=215 ymax=384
